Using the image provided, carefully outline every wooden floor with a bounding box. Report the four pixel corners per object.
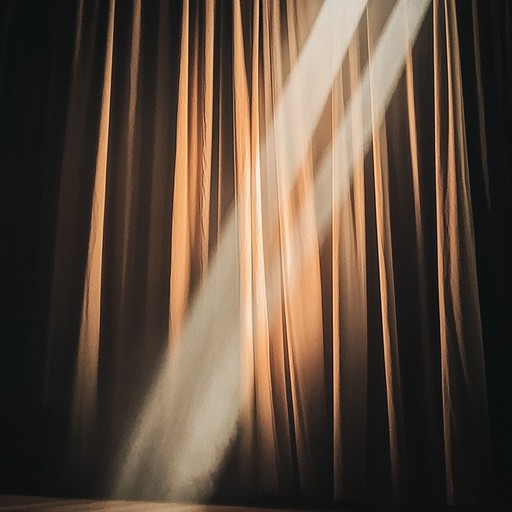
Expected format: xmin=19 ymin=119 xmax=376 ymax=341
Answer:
xmin=0 ymin=495 xmax=495 ymax=511
xmin=0 ymin=496 xmax=308 ymax=512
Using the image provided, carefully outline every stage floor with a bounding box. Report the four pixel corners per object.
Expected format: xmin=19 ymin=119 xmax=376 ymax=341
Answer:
xmin=0 ymin=496 xmax=313 ymax=512
xmin=0 ymin=495 xmax=494 ymax=511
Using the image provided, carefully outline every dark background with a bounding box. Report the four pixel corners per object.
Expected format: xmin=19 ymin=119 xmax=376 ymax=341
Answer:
xmin=1 ymin=0 xmax=510 ymax=507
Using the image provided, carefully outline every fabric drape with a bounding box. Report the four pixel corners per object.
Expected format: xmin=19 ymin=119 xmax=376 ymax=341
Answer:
xmin=2 ymin=0 xmax=506 ymax=507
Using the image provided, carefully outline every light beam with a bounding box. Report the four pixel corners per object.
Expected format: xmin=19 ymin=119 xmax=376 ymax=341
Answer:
xmin=113 ymin=0 xmax=430 ymax=501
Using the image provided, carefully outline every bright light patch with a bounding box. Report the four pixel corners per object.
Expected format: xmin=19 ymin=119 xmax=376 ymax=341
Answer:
xmin=113 ymin=0 xmax=431 ymax=502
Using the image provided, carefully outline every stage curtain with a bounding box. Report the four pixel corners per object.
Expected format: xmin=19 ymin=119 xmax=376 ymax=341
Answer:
xmin=2 ymin=0 xmax=502 ymax=507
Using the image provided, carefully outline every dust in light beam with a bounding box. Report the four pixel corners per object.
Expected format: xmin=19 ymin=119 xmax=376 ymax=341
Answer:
xmin=113 ymin=0 xmax=431 ymax=501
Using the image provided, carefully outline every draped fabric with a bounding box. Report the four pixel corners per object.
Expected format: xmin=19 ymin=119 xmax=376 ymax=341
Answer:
xmin=1 ymin=0 xmax=510 ymax=508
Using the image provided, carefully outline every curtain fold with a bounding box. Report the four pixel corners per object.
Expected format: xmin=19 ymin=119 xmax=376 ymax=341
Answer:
xmin=433 ymin=0 xmax=491 ymax=502
xmin=72 ymin=0 xmax=114 ymax=465
xmin=3 ymin=0 xmax=498 ymax=507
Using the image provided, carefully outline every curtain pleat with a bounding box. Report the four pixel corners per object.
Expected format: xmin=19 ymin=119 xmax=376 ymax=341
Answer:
xmin=331 ymin=32 xmax=369 ymax=501
xmin=433 ymin=0 xmax=490 ymax=503
xmin=367 ymin=4 xmax=407 ymax=495
xmin=170 ymin=0 xmax=215 ymax=339
xmin=43 ymin=0 xmax=113 ymax=478
xmin=72 ymin=0 xmax=115 ymax=465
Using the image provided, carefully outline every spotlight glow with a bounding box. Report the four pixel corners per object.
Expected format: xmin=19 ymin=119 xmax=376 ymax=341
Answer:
xmin=113 ymin=0 xmax=430 ymax=501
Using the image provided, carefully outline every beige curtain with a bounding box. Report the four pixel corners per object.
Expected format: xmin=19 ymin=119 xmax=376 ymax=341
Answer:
xmin=42 ymin=0 xmax=491 ymax=506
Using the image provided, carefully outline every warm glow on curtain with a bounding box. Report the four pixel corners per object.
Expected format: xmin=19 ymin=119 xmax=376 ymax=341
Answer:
xmin=23 ymin=0 xmax=494 ymax=507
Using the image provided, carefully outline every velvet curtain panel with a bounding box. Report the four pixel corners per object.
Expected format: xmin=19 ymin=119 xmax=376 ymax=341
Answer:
xmin=1 ymin=0 xmax=510 ymax=508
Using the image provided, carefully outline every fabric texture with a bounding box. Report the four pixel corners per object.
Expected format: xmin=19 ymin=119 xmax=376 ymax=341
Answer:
xmin=1 ymin=0 xmax=510 ymax=507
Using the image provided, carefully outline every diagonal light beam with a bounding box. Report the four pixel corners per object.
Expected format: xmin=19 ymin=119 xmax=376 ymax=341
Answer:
xmin=113 ymin=0 xmax=430 ymax=501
